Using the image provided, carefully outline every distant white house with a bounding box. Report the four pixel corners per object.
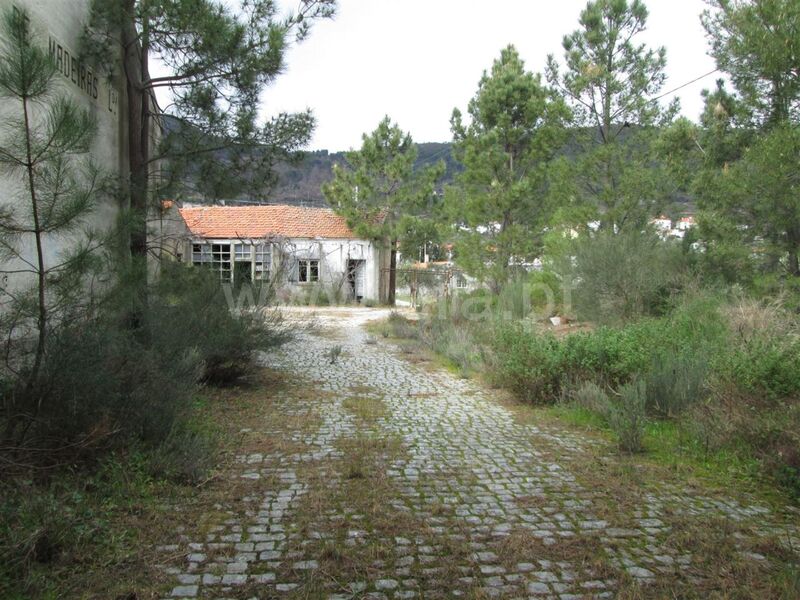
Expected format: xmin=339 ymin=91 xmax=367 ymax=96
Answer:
xmin=676 ymin=216 xmax=696 ymax=231
xmin=649 ymin=214 xmax=696 ymax=240
xmin=161 ymin=204 xmax=390 ymax=303
xmin=651 ymin=214 xmax=673 ymax=233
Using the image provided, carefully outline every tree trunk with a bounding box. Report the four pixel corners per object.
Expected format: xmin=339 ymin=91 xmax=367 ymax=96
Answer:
xmin=121 ymin=1 xmax=150 ymax=323
xmin=788 ymin=228 xmax=800 ymax=276
xmin=388 ymin=239 xmax=397 ymax=306
xmin=21 ymin=95 xmax=47 ymax=396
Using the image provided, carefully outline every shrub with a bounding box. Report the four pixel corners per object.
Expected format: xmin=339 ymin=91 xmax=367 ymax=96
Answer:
xmin=571 ymin=381 xmax=611 ymax=415
xmin=151 ymin=264 xmax=291 ymax=385
xmin=490 ymin=320 xmax=669 ymax=403
xmin=0 ymin=319 xmax=198 ymax=453
xmin=496 ymin=277 xmax=534 ymax=320
xmin=417 ymin=310 xmax=485 ymax=376
xmin=387 ymin=311 xmax=418 ymax=339
xmin=1 ymin=264 xmax=287 ymax=461
xmin=147 ymin=419 xmax=220 ymax=484
xmin=645 ymin=352 xmax=709 ymax=417
xmin=490 ymin=325 xmax=564 ymax=402
xmin=608 ymin=380 xmax=648 ymax=453
xmin=572 ymin=229 xmax=687 ymax=324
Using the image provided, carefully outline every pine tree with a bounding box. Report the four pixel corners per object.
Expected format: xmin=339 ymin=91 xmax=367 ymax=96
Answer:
xmin=0 ymin=8 xmax=105 ymax=442
xmin=81 ymin=0 xmax=336 ymax=303
xmin=703 ymin=0 xmax=800 ymax=128
xmin=322 ymin=117 xmax=443 ymax=305
xmin=447 ymin=45 xmax=569 ymax=291
xmin=699 ymin=0 xmax=800 ymax=275
xmin=663 ymin=1 xmax=800 ymax=278
xmin=547 ymin=0 xmax=677 ymax=231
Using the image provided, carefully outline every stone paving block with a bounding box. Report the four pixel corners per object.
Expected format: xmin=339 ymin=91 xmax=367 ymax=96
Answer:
xmin=156 ymin=315 xmax=800 ymax=599
xmin=169 ymin=585 xmax=198 ymax=598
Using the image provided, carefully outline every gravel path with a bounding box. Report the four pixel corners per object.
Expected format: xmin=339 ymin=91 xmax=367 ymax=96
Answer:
xmin=161 ymin=308 xmax=799 ymax=599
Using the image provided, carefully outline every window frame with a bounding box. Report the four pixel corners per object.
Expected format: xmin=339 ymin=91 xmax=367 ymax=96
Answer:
xmin=298 ymin=258 xmax=320 ymax=283
xmin=254 ymin=243 xmax=271 ymax=281
xmin=191 ymin=241 xmax=232 ymax=282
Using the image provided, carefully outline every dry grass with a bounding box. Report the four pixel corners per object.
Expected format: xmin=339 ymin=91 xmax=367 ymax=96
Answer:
xmin=37 ymin=367 xmax=331 ymax=599
xmin=341 ymin=393 xmax=389 ymax=423
xmin=495 ymin=527 xmax=614 ymax=574
xmin=722 ymin=295 xmax=799 ymax=343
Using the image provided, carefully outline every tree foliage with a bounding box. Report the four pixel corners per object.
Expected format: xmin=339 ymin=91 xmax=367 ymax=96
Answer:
xmin=447 ymin=45 xmax=569 ymax=291
xmin=322 ymin=116 xmax=443 ymax=304
xmin=81 ymin=0 xmax=336 ymax=289
xmin=547 ymin=0 xmax=678 ymax=231
xmin=703 ymin=0 xmax=800 ymax=127
xmin=0 ymin=8 xmax=107 ymax=444
xmin=663 ymin=0 xmax=800 ymax=278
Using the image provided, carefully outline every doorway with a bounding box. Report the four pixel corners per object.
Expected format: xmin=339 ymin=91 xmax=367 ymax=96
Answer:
xmin=346 ymin=260 xmax=366 ymax=302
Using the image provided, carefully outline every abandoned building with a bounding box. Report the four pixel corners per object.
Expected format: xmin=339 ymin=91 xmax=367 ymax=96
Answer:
xmin=164 ymin=204 xmax=391 ymax=303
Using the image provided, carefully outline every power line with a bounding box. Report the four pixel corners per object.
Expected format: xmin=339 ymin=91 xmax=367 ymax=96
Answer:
xmin=652 ymin=68 xmax=720 ymax=103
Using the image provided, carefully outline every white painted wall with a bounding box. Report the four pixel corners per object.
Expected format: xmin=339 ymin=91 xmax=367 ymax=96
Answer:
xmin=279 ymin=238 xmax=381 ymax=301
xmin=0 ymin=0 xmax=127 ymax=295
xmin=182 ymin=237 xmax=382 ymax=303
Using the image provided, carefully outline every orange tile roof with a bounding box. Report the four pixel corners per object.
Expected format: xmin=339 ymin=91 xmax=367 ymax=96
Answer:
xmin=178 ymin=205 xmax=357 ymax=240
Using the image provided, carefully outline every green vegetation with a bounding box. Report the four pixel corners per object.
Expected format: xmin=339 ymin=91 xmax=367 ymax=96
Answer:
xmin=545 ymin=0 xmax=678 ymax=232
xmin=0 ymin=9 xmax=293 ymax=596
xmin=446 ymin=45 xmax=569 ymax=291
xmin=356 ymin=0 xmax=800 ymax=505
xmin=382 ymin=284 xmax=800 ymax=498
xmin=83 ymin=0 xmax=336 ymax=295
xmin=323 ymin=116 xmax=444 ymax=304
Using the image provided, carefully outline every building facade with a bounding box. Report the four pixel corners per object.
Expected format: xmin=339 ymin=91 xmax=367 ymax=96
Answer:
xmin=0 ymin=0 xmax=153 ymax=296
xmin=166 ymin=204 xmax=390 ymax=304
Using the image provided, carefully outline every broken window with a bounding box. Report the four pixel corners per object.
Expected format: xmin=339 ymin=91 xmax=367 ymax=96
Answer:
xmin=298 ymin=259 xmax=319 ymax=283
xmin=211 ymin=243 xmax=232 ymax=281
xmin=254 ymin=243 xmax=271 ymax=281
xmin=192 ymin=242 xmax=231 ymax=281
xmin=234 ymin=243 xmax=251 ymax=261
xmin=192 ymin=243 xmax=212 ymax=265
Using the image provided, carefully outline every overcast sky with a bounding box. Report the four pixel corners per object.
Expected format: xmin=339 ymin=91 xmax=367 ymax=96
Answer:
xmin=260 ymin=0 xmax=719 ymax=152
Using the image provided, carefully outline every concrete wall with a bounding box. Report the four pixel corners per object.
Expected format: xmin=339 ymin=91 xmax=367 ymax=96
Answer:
xmin=155 ymin=205 xmax=387 ymax=303
xmin=0 ymin=0 xmax=128 ymax=295
xmin=277 ymin=238 xmax=381 ymax=302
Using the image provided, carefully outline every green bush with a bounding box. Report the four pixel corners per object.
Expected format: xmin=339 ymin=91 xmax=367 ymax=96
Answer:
xmin=490 ymin=296 xmax=731 ymax=406
xmin=571 ymin=381 xmax=611 ymax=415
xmin=608 ymin=380 xmax=648 ymax=453
xmin=572 ymin=229 xmax=688 ymax=324
xmin=151 ymin=264 xmax=291 ymax=385
xmin=715 ymin=338 xmax=800 ymax=400
xmin=1 ymin=264 xmax=286 ymax=459
xmin=490 ymin=320 xmax=671 ymax=403
xmin=0 ymin=319 xmax=198 ymax=451
xmin=146 ymin=418 xmax=219 ymax=484
xmin=387 ymin=311 xmax=418 ymax=339
xmin=418 ymin=309 xmax=485 ymax=376
xmin=645 ymin=352 xmax=709 ymax=417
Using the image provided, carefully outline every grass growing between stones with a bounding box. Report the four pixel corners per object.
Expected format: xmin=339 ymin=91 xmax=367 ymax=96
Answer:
xmin=365 ymin=314 xmax=800 ymax=597
xmin=267 ymin=385 xmax=493 ymax=598
xmin=3 ymin=367 xmax=327 ymax=600
xmin=549 ymin=444 xmax=800 ymax=597
xmin=342 ymin=389 xmax=389 ymax=423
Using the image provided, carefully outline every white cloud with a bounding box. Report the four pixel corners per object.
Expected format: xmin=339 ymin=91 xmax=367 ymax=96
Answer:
xmin=168 ymin=0 xmax=721 ymax=152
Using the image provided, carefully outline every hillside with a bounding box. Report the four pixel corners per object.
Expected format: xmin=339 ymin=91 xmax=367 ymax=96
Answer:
xmin=263 ymin=142 xmax=460 ymax=207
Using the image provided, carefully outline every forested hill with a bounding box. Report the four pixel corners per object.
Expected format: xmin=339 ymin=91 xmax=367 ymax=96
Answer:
xmin=266 ymin=142 xmax=460 ymax=207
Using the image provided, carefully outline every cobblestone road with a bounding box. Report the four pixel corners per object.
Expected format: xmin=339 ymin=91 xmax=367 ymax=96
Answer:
xmin=161 ymin=308 xmax=799 ymax=599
